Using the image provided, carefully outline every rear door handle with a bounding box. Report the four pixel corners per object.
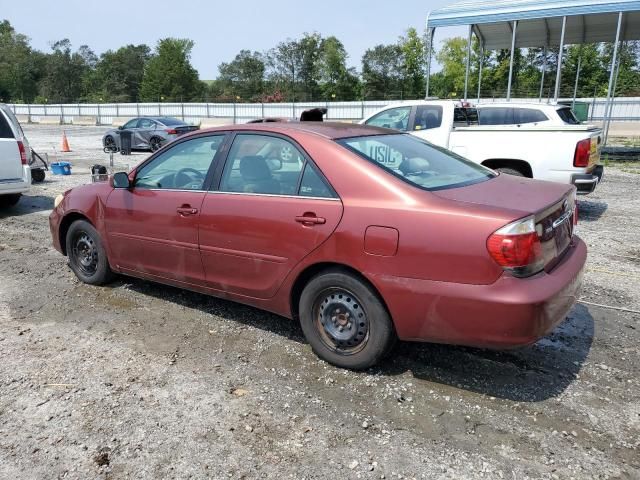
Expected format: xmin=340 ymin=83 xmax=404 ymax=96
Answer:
xmin=295 ymin=214 xmax=326 ymax=225
xmin=177 ymin=206 xmax=198 ymax=216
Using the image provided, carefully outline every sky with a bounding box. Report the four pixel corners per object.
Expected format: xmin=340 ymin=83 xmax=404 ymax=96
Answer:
xmin=1 ymin=0 xmax=465 ymax=79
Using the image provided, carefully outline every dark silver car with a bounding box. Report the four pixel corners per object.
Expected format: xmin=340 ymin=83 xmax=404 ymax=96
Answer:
xmin=102 ymin=117 xmax=198 ymax=152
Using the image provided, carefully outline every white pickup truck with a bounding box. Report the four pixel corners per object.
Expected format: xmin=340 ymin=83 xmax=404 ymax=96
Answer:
xmin=361 ymin=100 xmax=604 ymax=194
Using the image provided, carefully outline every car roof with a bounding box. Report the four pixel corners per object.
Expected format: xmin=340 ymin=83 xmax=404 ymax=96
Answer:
xmin=197 ymin=121 xmax=395 ymax=140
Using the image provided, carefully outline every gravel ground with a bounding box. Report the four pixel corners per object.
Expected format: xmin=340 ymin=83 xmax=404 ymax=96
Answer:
xmin=0 ymin=125 xmax=638 ymax=479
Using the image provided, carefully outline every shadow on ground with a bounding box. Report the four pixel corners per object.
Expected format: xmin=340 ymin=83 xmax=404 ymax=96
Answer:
xmin=578 ymin=199 xmax=608 ymax=222
xmin=108 ymin=277 xmax=594 ymax=403
xmin=0 ymin=192 xmax=54 ymax=219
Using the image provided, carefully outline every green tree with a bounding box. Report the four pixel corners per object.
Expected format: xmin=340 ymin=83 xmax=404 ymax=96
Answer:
xmin=0 ymin=20 xmax=45 ymax=102
xmin=399 ymin=28 xmax=425 ymax=98
xmin=89 ymin=44 xmax=151 ymax=102
xmin=140 ymin=38 xmax=203 ymax=102
xmin=361 ymin=44 xmax=403 ymax=99
xmin=318 ymin=36 xmax=360 ymax=100
xmin=434 ymin=37 xmax=468 ymax=98
xmin=38 ymin=39 xmax=96 ymax=103
xmin=218 ymin=50 xmax=265 ymax=101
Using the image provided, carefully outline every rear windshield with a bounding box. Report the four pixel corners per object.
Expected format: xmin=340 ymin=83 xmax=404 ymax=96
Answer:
xmin=158 ymin=117 xmax=186 ymax=126
xmin=337 ymin=134 xmax=495 ymax=191
xmin=556 ymin=107 xmax=580 ymax=124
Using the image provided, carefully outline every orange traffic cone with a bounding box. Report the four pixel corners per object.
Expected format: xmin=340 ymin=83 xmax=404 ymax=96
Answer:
xmin=61 ymin=131 xmax=71 ymax=152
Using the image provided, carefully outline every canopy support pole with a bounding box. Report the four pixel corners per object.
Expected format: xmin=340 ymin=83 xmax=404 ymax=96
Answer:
xmin=506 ymin=20 xmax=518 ymax=101
xmin=425 ymin=27 xmax=435 ymax=99
xmin=464 ymin=24 xmax=473 ymax=101
xmin=603 ymin=12 xmax=623 ymax=145
xmin=554 ymin=16 xmax=567 ymax=102
xmin=477 ymin=41 xmax=484 ymax=102
xmin=572 ymin=49 xmax=582 ymax=109
xmin=539 ymin=46 xmax=548 ymax=102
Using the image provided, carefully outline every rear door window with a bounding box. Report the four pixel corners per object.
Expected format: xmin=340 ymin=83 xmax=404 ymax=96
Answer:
xmin=0 ymin=112 xmax=14 ymax=139
xmin=478 ymin=108 xmax=513 ymax=125
xmin=364 ymin=106 xmax=412 ymax=131
xmin=413 ymin=106 xmax=443 ymax=131
xmin=514 ymin=108 xmax=548 ymax=124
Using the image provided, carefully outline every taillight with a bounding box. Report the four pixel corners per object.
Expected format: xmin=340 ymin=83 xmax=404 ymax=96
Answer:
xmin=165 ymin=129 xmax=178 ymax=134
xmin=17 ymin=141 xmax=28 ymax=165
xmin=487 ymin=216 xmax=544 ymax=277
xmin=573 ymin=138 xmax=590 ymax=167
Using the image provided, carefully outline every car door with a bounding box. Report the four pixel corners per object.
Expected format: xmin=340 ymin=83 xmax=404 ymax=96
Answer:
xmin=408 ymin=105 xmax=449 ymax=146
xmin=136 ymin=118 xmax=158 ymax=148
xmin=198 ymin=133 xmax=343 ymax=299
xmin=104 ymin=134 xmax=226 ymax=284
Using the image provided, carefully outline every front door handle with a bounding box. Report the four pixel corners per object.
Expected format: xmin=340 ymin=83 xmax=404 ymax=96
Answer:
xmin=295 ymin=213 xmax=326 ymax=225
xmin=177 ymin=206 xmax=198 ymax=216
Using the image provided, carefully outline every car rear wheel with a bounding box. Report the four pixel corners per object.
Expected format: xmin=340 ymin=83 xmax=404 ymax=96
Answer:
xmin=150 ymin=137 xmax=163 ymax=152
xmin=66 ymin=220 xmax=114 ymax=285
xmin=0 ymin=194 xmax=21 ymax=207
xmin=299 ymin=271 xmax=396 ymax=370
xmin=496 ymin=167 xmax=525 ymax=177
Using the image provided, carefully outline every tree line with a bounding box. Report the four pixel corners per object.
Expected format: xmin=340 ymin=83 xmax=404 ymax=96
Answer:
xmin=1 ymin=19 xmax=638 ymax=104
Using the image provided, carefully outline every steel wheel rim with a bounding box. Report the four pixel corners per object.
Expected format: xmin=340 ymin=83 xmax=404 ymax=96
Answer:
xmin=72 ymin=232 xmax=98 ymax=276
xmin=313 ymin=288 xmax=369 ymax=355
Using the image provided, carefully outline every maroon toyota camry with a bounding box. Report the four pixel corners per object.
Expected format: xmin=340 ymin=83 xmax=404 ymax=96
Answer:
xmin=50 ymin=122 xmax=585 ymax=369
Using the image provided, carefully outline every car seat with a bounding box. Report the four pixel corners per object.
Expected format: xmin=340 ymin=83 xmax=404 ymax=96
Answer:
xmin=239 ymin=156 xmax=281 ymax=194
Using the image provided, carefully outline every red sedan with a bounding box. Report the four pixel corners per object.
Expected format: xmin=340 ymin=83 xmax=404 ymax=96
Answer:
xmin=50 ymin=122 xmax=586 ymax=369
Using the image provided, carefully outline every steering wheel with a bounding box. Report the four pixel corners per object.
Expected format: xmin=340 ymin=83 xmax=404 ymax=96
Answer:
xmin=174 ymin=167 xmax=205 ymax=189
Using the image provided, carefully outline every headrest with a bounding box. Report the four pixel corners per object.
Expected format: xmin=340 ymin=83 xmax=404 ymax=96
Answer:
xmin=239 ymin=156 xmax=272 ymax=181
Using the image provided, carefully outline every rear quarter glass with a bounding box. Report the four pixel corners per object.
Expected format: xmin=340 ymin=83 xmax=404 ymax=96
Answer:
xmin=337 ymin=134 xmax=495 ymax=191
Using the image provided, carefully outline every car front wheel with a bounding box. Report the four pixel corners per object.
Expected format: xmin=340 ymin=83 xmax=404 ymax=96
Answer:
xmin=66 ymin=220 xmax=114 ymax=285
xmin=299 ymin=270 xmax=396 ymax=370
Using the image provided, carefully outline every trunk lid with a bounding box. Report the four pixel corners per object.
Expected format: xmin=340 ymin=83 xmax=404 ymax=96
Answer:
xmin=434 ymin=173 xmax=576 ymax=270
xmin=174 ymin=125 xmax=199 ymax=136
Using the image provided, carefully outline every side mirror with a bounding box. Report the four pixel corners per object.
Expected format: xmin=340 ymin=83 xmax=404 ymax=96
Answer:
xmin=113 ymin=172 xmax=131 ymax=189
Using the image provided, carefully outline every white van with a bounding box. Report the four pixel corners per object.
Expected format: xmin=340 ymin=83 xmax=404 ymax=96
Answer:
xmin=0 ymin=104 xmax=31 ymax=207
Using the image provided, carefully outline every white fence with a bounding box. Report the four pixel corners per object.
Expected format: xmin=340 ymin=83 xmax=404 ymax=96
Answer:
xmin=7 ymin=97 xmax=640 ymax=125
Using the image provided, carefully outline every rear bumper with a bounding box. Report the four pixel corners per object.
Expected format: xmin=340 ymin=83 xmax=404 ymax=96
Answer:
xmin=571 ymin=165 xmax=604 ymax=195
xmin=371 ymin=236 xmax=587 ymax=348
xmin=0 ymin=166 xmax=31 ymax=195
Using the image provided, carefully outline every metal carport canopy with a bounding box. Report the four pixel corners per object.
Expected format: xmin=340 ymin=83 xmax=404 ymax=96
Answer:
xmin=427 ymin=0 xmax=640 ymax=49
xmin=424 ymin=0 xmax=640 ymax=145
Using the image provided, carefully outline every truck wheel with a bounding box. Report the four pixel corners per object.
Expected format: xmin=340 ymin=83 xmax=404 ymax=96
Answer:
xmin=496 ymin=167 xmax=525 ymax=177
xmin=299 ymin=270 xmax=396 ymax=370
xmin=0 ymin=194 xmax=21 ymax=207
xmin=66 ymin=220 xmax=114 ymax=285
xmin=31 ymin=169 xmax=46 ymax=183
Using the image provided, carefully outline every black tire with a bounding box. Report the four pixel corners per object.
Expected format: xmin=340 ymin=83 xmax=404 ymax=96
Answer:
xmin=299 ymin=270 xmax=396 ymax=370
xmin=66 ymin=220 xmax=114 ymax=285
xmin=496 ymin=167 xmax=525 ymax=177
xmin=0 ymin=194 xmax=21 ymax=207
xmin=150 ymin=137 xmax=163 ymax=152
xmin=31 ymin=169 xmax=46 ymax=183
